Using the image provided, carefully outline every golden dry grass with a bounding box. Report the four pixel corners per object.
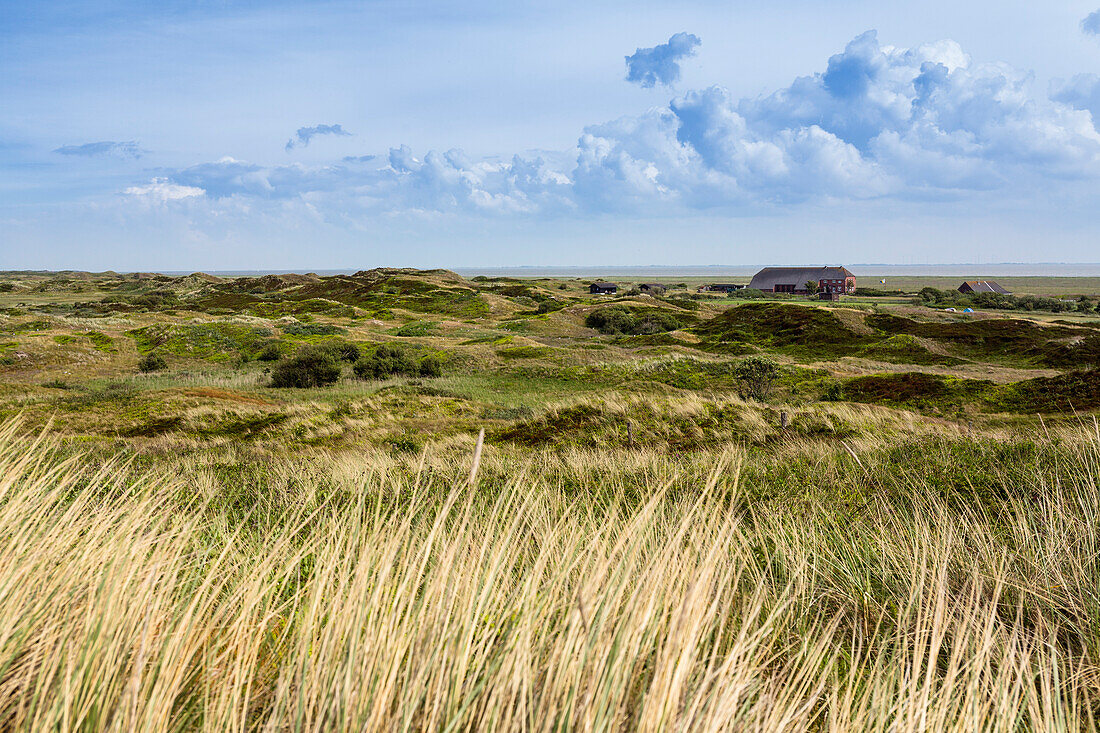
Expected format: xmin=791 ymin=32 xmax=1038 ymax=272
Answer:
xmin=0 ymin=419 xmax=1099 ymax=730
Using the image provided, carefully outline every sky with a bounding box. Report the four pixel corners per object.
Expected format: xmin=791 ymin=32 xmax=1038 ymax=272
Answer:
xmin=2 ymin=0 xmax=1100 ymax=271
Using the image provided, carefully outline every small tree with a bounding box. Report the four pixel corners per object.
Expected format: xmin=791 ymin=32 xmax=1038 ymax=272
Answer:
xmin=270 ymin=346 xmax=341 ymax=388
xmin=805 ymin=280 xmax=820 ymax=296
xmin=734 ymin=356 xmax=781 ymax=401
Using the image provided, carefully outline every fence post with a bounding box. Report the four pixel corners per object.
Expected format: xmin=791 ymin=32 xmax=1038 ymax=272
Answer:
xmin=626 ymin=419 xmax=634 ymax=447
xmin=780 ymin=411 xmax=789 ymax=430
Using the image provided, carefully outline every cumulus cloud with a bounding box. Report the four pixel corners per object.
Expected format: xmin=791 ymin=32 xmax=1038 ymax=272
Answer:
xmin=128 ymin=32 xmax=1100 ymax=219
xmin=624 ymin=32 xmax=701 ymax=88
xmin=1083 ymin=9 xmax=1100 ymax=36
xmin=285 ymin=124 xmax=352 ymax=152
xmin=124 ymin=178 xmax=205 ymax=201
xmin=156 ymin=147 xmax=572 ymax=216
xmin=54 ymin=141 xmax=145 ymax=158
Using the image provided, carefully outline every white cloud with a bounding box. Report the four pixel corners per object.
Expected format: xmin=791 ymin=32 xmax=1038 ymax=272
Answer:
xmin=125 ymin=31 xmax=1100 ymax=220
xmin=124 ymin=178 xmax=205 ymax=201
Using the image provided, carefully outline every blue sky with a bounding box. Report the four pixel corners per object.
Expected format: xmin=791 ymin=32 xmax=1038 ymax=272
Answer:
xmin=3 ymin=1 xmax=1100 ymax=270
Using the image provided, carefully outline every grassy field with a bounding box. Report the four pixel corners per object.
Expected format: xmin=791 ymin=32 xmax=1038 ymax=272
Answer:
xmin=1 ymin=267 xmax=1100 ymax=729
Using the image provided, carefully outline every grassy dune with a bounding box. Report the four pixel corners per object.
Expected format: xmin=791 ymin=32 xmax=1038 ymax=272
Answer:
xmin=3 ymin=419 xmax=1100 ymax=730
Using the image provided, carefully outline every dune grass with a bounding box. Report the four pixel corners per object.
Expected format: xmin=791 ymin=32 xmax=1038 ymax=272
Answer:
xmin=0 ymin=418 xmax=1099 ymax=730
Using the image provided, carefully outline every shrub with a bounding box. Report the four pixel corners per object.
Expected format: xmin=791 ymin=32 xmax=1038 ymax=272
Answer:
xmin=354 ymin=344 xmax=444 ymax=379
xmin=270 ymin=346 xmax=341 ymax=388
xmin=257 ymin=342 xmax=282 ymax=361
xmin=418 ymin=353 xmax=445 ymax=377
xmin=537 ymin=299 xmax=566 ymax=314
xmin=322 ymin=340 xmax=361 ymax=363
xmin=353 ymin=344 xmax=419 ymax=380
xmin=137 ymin=353 xmax=167 ymax=373
xmin=585 ymin=306 xmax=685 ymax=335
xmin=733 ymin=356 xmax=781 ymax=401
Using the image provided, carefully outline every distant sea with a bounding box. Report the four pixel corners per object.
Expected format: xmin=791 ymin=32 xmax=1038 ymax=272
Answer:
xmin=159 ymin=264 xmax=1100 ymax=278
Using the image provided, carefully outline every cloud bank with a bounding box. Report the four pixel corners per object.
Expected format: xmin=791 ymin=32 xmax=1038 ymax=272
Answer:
xmin=54 ymin=141 xmax=144 ymax=158
xmin=285 ymin=124 xmax=352 ymax=152
xmin=137 ymin=31 xmax=1100 ymax=221
xmin=624 ymin=32 xmax=701 ymax=88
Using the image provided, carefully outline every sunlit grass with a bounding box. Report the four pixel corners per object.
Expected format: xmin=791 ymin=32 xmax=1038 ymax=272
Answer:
xmin=0 ymin=419 xmax=1098 ymax=730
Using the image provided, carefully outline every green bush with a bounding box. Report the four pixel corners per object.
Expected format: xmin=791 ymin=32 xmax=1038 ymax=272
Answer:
xmin=584 ymin=306 xmax=686 ymax=335
xmin=137 ymin=353 xmax=168 ymax=373
xmin=353 ymin=344 xmax=444 ymax=379
xmin=318 ymin=340 xmax=361 ymax=362
xmin=270 ymin=346 xmax=341 ymax=388
xmin=418 ymin=353 xmax=444 ymax=377
xmin=353 ymin=344 xmax=419 ymax=380
xmin=257 ymin=342 xmax=282 ymax=361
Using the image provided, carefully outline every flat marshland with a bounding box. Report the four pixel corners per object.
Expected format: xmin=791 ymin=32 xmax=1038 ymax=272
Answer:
xmin=2 ymin=268 xmax=1100 ymax=729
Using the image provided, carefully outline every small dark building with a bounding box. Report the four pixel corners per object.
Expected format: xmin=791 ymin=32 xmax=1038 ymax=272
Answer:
xmin=958 ymin=280 xmax=1010 ymax=295
xmin=702 ymin=283 xmax=745 ymax=293
xmin=589 ymin=282 xmax=617 ymax=295
xmin=748 ymin=266 xmax=855 ymax=294
xmin=638 ymin=283 xmax=665 ymax=293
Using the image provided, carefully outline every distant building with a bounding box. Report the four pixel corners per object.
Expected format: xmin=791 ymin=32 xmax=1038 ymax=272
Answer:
xmin=638 ymin=283 xmax=665 ymax=293
xmin=699 ymin=283 xmax=745 ymax=293
xmin=589 ymin=282 xmax=617 ymax=295
xmin=958 ymin=280 xmax=1010 ymax=295
xmin=748 ymin=266 xmax=855 ymax=294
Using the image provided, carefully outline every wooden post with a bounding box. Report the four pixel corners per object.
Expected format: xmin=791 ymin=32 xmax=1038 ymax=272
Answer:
xmin=626 ymin=419 xmax=634 ymax=447
xmin=780 ymin=411 xmax=789 ymax=430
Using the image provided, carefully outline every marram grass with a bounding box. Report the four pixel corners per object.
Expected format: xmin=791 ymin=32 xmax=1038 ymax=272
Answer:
xmin=0 ymin=419 xmax=1099 ymax=730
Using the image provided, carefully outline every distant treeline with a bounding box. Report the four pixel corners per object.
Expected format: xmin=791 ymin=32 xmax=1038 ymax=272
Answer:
xmin=916 ymin=287 xmax=1098 ymax=314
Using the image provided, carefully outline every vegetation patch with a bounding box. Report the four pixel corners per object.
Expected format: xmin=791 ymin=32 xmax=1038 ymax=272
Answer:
xmin=497 ymin=345 xmax=549 ymax=359
xmin=866 ymin=313 xmax=1100 ymax=368
xmin=85 ymin=331 xmax=116 ymax=352
xmin=694 ymin=303 xmax=870 ymax=358
xmin=843 ymin=372 xmax=993 ymax=408
xmin=993 ymin=368 xmax=1100 ymax=412
xmin=280 ymin=322 xmax=346 ymax=337
xmin=858 ymin=334 xmax=963 ymax=366
xmin=585 ymin=305 xmax=694 ymax=335
xmin=286 ymin=270 xmax=490 ymax=317
xmin=248 ymin=298 xmax=357 ymax=318
xmin=128 ymin=323 xmax=274 ymax=360
xmin=392 ymin=321 xmax=438 ymax=337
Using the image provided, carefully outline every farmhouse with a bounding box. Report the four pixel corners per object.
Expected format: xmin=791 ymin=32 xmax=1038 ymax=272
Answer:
xmin=589 ymin=282 xmax=617 ymax=295
xmin=748 ymin=266 xmax=855 ymax=294
xmin=958 ymin=280 xmax=1010 ymax=295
